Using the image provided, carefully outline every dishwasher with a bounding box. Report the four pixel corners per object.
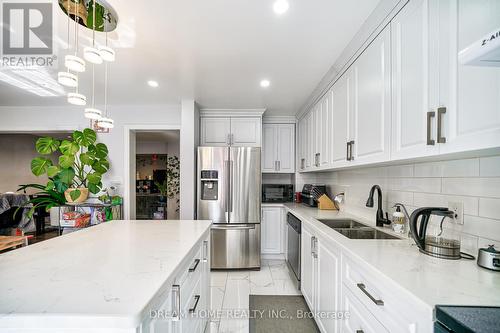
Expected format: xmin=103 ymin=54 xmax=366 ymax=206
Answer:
xmin=286 ymin=213 xmax=301 ymax=290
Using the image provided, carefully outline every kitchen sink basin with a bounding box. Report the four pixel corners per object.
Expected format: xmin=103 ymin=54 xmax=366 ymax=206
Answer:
xmin=317 ymin=219 xmax=401 ymax=240
xmin=317 ymin=219 xmax=367 ymax=229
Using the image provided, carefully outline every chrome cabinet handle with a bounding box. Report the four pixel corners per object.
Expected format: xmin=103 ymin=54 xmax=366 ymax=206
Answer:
xmin=357 ymin=283 xmax=384 ymax=306
xmin=171 ymin=285 xmax=181 ymax=321
xmin=189 ymin=295 xmax=201 ymax=313
xmin=356 ymin=330 xmax=364 ymax=333
xmin=346 ymin=142 xmax=350 ymax=161
xmin=437 ymin=107 xmax=446 ymax=144
xmin=231 ymin=133 xmax=234 ymax=145
xmin=310 ymin=236 xmax=315 ymax=256
xmin=427 ymin=111 xmax=436 ymax=145
xmin=226 ymin=134 xmax=230 ymax=146
xmin=189 ymin=258 xmax=200 ymax=272
xmin=349 ymin=140 xmax=355 ymax=161
xmin=278 ymin=160 xmax=281 ymax=171
xmin=301 ymin=158 xmax=305 ymax=169
xmin=202 ymin=240 xmax=208 ymax=263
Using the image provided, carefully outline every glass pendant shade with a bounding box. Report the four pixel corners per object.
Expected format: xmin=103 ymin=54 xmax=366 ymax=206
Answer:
xmin=65 ymin=55 xmax=86 ymax=72
xmin=99 ymin=46 xmax=115 ymax=62
xmin=57 ymin=71 xmax=78 ymax=87
xmin=67 ymin=92 xmax=87 ymax=106
xmin=84 ymin=107 xmax=102 ymax=120
xmin=97 ymin=117 xmax=114 ymax=128
xmin=83 ymin=47 xmax=103 ymax=64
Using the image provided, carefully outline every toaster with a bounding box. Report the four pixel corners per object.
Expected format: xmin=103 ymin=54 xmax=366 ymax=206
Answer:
xmin=477 ymin=245 xmax=500 ymax=271
xmin=301 ymin=184 xmax=326 ymax=207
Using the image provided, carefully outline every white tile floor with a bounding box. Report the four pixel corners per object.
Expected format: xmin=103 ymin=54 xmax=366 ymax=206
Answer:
xmin=205 ymin=259 xmax=301 ymax=333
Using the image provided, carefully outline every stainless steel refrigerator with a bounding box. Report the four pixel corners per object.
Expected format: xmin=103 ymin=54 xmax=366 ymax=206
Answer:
xmin=197 ymin=146 xmax=261 ymax=270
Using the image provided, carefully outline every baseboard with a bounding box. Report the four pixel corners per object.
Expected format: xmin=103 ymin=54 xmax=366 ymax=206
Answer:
xmin=261 ymin=253 xmax=285 ymax=260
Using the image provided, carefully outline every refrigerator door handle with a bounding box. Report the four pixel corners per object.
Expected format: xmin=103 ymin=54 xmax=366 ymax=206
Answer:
xmin=224 ymin=160 xmax=230 ymax=214
xmin=229 ymin=160 xmax=234 ymax=213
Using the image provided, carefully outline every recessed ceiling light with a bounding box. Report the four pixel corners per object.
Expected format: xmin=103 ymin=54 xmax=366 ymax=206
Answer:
xmin=273 ymin=0 xmax=289 ymax=15
xmin=260 ymin=79 xmax=271 ymax=88
xmin=147 ymin=80 xmax=159 ymax=88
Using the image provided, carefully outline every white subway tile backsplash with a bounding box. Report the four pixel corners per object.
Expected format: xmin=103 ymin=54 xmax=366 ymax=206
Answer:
xmin=307 ymin=155 xmax=500 ymax=243
xmin=442 ymin=178 xmax=500 ymax=198
xmin=390 ymin=178 xmax=441 ymax=193
xmin=414 ymin=159 xmax=479 ymax=178
xmin=478 ymin=237 xmax=500 ymax=249
xmin=413 ymin=193 xmax=479 ymax=216
xmin=480 ymin=156 xmax=500 ymax=177
xmin=479 ymin=198 xmax=500 ymax=220
xmin=462 ymin=215 xmax=500 ymax=241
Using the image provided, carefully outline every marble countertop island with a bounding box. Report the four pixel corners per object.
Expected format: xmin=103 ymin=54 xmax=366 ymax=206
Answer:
xmin=0 ymin=219 xmax=211 ymax=331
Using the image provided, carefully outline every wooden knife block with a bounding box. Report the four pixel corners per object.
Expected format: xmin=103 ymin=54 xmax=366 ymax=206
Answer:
xmin=317 ymin=194 xmax=337 ymax=210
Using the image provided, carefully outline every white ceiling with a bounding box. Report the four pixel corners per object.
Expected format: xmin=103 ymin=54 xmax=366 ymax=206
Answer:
xmin=0 ymin=0 xmax=380 ymax=115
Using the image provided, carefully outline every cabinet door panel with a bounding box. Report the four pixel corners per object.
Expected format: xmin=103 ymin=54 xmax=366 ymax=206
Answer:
xmin=301 ymin=227 xmax=315 ymax=310
xmin=298 ymin=118 xmax=306 ymax=171
xmin=319 ymin=96 xmax=330 ymax=167
xmin=352 ymin=25 xmax=392 ymax=164
xmin=262 ymin=124 xmax=278 ymax=173
xmin=331 ymin=72 xmax=351 ymax=167
xmin=391 ymin=0 xmax=440 ymax=160
xmin=440 ymin=0 xmax=500 ymax=154
xmin=200 ymin=117 xmax=231 ymax=146
xmin=316 ymin=240 xmax=340 ymax=333
xmin=261 ymin=207 xmax=282 ymax=254
xmin=277 ymin=124 xmax=295 ymax=173
xmin=342 ymin=287 xmax=389 ymax=333
xmin=231 ymin=118 xmax=262 ymax=146
xmin=305 ymin=112 xmax=314 ymax=169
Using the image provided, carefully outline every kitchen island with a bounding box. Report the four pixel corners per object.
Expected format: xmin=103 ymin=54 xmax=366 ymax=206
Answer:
xmin=0 ymin=219 xmax=212 ymax=333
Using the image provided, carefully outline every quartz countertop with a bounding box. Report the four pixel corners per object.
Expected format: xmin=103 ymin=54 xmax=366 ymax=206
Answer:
xmin=0 ymin=219 xmax=212 ymax=330
xmin=279 ymin=203 xmax=500 ymax=312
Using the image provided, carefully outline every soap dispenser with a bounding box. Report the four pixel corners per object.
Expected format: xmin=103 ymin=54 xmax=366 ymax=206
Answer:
xmin=392 ymin=206 xmax=405 ymax=234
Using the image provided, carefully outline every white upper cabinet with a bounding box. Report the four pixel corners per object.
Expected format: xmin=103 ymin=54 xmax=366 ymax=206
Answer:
xmin=200 ymin=117 xmax=231 ymax=146
xmin=298 ymin=118 xmax=306 ymax=171
xmin=305 ymin=111 xmax=314 ymax=170
xmin=330 ymin=71 xmax=352 ymax=168
xmin=351 ymin=24 xmax=392 ymax=165
xmin=200 ymin=115 xmax=262 ymax=147
xmin=319 ymin=95 xmax=331 ymax=167
xmin=438 ymin=0 xmax=500 ymax=154
xmin=231 ymin=118 xmax=262 ymax=146
xmin=262 ymin=123 xmax=295 ymax=173
xmin=391 ymin=0 xmax=440 ymax=160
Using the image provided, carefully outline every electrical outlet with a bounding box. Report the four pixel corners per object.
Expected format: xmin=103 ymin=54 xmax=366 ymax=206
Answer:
xmin=448 ymin=201 xmax=464 ymax=225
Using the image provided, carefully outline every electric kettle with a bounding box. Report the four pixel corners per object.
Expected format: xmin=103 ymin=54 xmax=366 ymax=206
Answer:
xmin=409 ymin=207 xmax=474 ymax=260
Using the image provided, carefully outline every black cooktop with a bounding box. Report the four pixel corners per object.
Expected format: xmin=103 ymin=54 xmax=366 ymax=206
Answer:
xmin=435 ymin=305 xmax=500 ymax=333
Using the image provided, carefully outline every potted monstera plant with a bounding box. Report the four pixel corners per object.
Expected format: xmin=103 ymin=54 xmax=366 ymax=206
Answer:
xmin=21 ymin=128 xmax=110 ymax=211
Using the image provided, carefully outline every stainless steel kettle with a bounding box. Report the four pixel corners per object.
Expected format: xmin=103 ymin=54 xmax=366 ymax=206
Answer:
xmin=409 ymin=207 xmax=474 ymax=260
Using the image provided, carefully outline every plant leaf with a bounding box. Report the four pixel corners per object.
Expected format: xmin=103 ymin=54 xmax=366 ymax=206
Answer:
xmin=31 ymin=157 xmax=53 ymax=176
xmin=59 ymin=140 xmax=79 ymax=155
xmin=94 ymin=143 xmax=108 ymax=158
xmin=73 ymin=128 xmax=96 ymax=147
xmin=69 ymin=189 xmax=81 ymax=201
xmin=47 ymin=165 xmax=60 ymax=177
xmin=59 ymin=154 xmax=75 ymax=169
xmin=57 ymin=167 xmax=76 ymax=185
xmin=45 ymin=180 xmax=55 ymax=190
xmin=92 ymin=159 xmax=109 ymax=174
xmin=87 ymin=172 xmax=102 ymax=184
xmin=35 ymin=137 xmax=60 ymax=155
xmin=80 ymin=152 xmax=94 ymax=165
xmin=88 ymin=181 xmax=102 ymax=194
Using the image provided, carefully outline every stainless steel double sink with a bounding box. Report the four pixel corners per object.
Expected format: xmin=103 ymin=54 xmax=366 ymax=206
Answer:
xmin=317 ymin=219 xmax=401 ymax=240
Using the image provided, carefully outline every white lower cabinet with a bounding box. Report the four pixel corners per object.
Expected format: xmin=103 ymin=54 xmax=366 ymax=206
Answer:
xmin=143 ymin=233 xmax=210 ymax=333
xmin=261 ymin=207 xmax=284 ymax=254
xmin=300 ymin=220 xmax=431 ymax=333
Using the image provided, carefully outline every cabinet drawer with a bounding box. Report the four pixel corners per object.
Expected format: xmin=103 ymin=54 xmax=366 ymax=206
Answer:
xmin=342 ymin=286 xmax=388 ymax=333
xmin=177 ymin=247 xmax=203 ymax=307
xmin=342 ymin=254 xmax=428 ymax=332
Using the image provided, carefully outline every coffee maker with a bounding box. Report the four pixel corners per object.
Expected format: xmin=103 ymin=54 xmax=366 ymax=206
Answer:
xmin=409 ymin=207 xmax=474 ymax=260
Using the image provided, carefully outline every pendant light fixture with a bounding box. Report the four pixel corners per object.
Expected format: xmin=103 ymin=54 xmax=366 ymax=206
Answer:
xmin=65 ymin=0 xmax=86 ymax=73
xmin=84 ymin=65 xmax=102 ymax=119
xmin=68 ymin=91 xmax=87 ymax=105
xmin=58 ymin=3 xmax=77 ymax=87
xmin=83 ymin=0 xmax=102 ymax=64
xmin=99 ymin=31 xmax=115 ymax=62
xmin=97 ymin=62 xmax=114 ymax=128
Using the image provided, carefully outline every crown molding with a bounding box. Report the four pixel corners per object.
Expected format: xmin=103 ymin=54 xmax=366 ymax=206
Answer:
xmin=262 ymin=116 xmax=297 ymax=124
xmin=296 ymin=0 xmax=405 ymax=120
xmin=199 ymin=108 xmax=266 ymax=118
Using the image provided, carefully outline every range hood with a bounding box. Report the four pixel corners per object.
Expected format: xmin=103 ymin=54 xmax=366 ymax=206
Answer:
xmin=459 ymin=28 xmax=500 ymax=67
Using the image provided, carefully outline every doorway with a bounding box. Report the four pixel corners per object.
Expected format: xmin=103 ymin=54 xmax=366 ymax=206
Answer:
xmin=124 ymin=126 xmax=181 ymax=220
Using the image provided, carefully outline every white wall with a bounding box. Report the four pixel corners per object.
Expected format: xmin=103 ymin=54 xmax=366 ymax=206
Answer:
xmin=179 ymin=100 xmax=199 ymax=219
xmin=136 ymin=141 xmax=169 ymax=155
xmin=301 ymin=155 xmax=500 ymax=253
xmin=0 ymin=104 xmax=181 ymax=199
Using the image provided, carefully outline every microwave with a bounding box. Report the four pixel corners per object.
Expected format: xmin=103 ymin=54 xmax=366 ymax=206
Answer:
xmin=262 ymin=184 xmax=294 ymax=203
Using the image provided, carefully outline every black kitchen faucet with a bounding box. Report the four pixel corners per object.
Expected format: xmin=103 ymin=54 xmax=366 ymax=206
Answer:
xmin=366 ymin=185 xmax=391 ymax=227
